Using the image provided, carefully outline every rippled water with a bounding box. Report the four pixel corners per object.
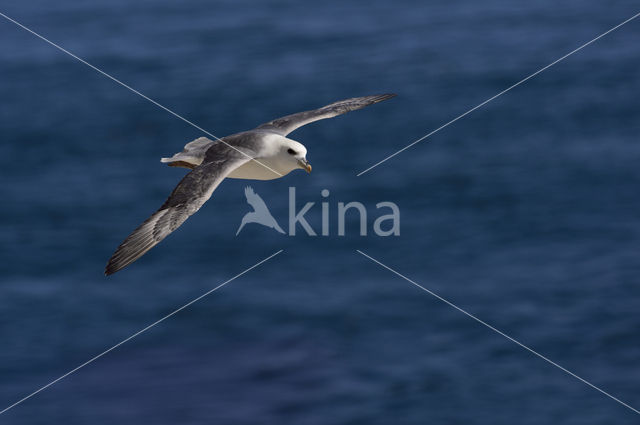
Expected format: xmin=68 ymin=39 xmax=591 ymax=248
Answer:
xmin=1 ymin=1 xmax=639 ymax=423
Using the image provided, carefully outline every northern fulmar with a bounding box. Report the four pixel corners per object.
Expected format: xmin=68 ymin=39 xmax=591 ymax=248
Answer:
xmin=105 ymin=94 xmax=396 ymax=275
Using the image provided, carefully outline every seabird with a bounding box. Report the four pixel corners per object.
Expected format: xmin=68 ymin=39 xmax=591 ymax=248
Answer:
xmin=105 ymin=94 xmax=396 ymax=275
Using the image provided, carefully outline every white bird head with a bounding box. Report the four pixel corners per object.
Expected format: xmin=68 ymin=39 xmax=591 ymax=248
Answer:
xmin=278 ymin=137 xmax=312 ymax=174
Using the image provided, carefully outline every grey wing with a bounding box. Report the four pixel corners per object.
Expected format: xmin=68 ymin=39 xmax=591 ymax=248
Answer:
xmin=256 ymin=94 xmax=396 ymax=136
xmin=105 ymin=144 xmax=253 ymax=275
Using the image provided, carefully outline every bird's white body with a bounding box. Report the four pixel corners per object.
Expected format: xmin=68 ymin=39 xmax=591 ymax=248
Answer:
xmin=227 ymin=157 xmax=291 ymax=180
xmin=162 ymin=133 xmax=308 ymax=180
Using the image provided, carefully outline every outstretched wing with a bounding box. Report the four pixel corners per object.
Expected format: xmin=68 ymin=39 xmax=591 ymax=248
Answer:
xmin=256 ymin=94 xmax=396 ymax=136
xmin=105 ymin=143 xmax=253 ymax=275
xmin=244 ymin=186 xmax=270 ymax=214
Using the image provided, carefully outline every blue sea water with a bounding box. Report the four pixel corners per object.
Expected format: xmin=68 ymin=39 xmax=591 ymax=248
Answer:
xmin=1 ymin=1 xmax=639 ymax=423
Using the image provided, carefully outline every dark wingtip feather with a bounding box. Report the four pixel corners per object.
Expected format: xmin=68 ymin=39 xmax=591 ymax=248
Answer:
xmin=104 ymin=242 xmax=150 ymax=276
xmin=373 ymin=93 xmax=397 ymax=102
xmin=103 ymin=214 xmax=160 ymax=276
xmin=105 ymin=251 xmax=118 ymax=276
xmin=104 ymin=262 xmax=117 ymax=276
xmin=104 ymin=250 xmax=126 ymax=276
xmin=104 ymin=231 xmax=157 ymax=276
xmin=354 ymin=93 xmax=396 ymax=108
xmin=104 ymin=255 xmax=122 ymax=276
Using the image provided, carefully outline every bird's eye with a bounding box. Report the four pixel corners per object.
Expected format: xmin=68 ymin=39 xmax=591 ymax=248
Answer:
xmin=287 ymin=148 xmax=296 ymax=155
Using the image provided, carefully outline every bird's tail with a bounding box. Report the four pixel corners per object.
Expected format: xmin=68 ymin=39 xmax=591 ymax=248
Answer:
xmin=160 ymin=137 xmax=216 ymax=169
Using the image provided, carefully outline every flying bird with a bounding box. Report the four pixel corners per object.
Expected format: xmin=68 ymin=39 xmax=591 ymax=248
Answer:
xmin=105 ymin=94 xmax=396 ymax=275
xmin=235 ymin=186 xmax=285 ymax=235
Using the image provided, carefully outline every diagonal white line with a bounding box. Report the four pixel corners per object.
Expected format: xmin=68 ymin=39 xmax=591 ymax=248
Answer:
xmin=356 ymin=249 xmax=640 ymax=415
xmin=0 ymin=249 xmax=284 ymax=416
xmin=0 ymin=11 xmax=282 ymax=177
xmin=357 ymin=11 xmax=640 ymax=176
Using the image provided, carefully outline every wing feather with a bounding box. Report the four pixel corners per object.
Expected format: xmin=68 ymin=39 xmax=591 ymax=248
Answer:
xmin=105 ymin=144 xmax=253 ymax=275
xmin=256 ymin=94 xmax=396 ymax=136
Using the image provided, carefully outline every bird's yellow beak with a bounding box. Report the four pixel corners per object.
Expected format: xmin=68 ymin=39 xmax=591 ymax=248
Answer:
xmin=298 ymin=159 xmax=312 ymax=173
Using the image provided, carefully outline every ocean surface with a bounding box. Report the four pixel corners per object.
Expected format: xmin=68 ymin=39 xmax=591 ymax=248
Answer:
xmin=1 ymin=1 xmax=639 ymax=423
